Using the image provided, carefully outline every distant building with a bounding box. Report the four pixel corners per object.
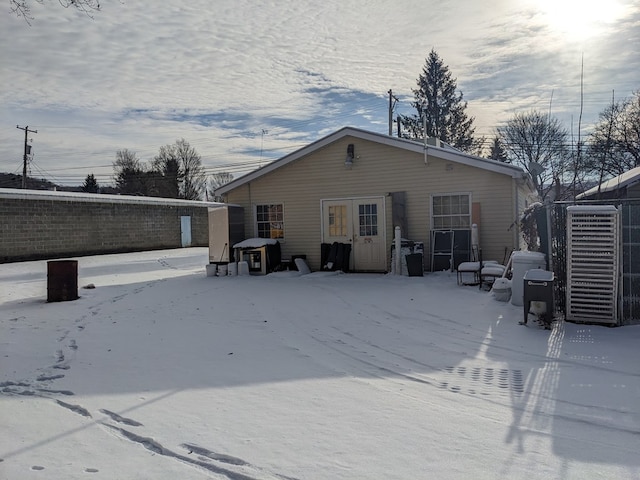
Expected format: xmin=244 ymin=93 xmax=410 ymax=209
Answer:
xmin=576 ymin=166 xmax=640 ymax=200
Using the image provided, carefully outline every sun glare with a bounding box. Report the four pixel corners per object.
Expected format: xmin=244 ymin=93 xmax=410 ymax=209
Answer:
xmin=533 ymin=0 xmax=628 ymax=40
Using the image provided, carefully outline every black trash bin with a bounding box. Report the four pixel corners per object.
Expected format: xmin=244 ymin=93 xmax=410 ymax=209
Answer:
xmin=523 ymin=268 xmax=554 ymax=326
xmin=405 ymin=253 xmax=424 ymax=277
xmin=47 ymin=260 xmax=79 ymax=302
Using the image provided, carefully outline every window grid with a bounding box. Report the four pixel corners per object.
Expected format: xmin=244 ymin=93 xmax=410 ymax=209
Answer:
xmin=329 ymin=205 xmax=347 ymax=237
xmin=359 ymin=203 xmax=378 ymax=236
xmin=256 ymin=204 xmax=284 ymax=239
xmin=432 ymin=194 xmax=470 ymax=229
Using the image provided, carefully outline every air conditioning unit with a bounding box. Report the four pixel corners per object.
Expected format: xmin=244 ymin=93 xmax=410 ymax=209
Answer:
xmin=566 ymin=205 xmax=620 ymax=325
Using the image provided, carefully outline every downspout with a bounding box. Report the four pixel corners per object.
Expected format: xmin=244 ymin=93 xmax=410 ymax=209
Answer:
xmin=513 ymin=177 xmax=520 ymax=250
xmin=423 ymin=114 xmax=429 ymax=166
xmin=545 ymin=204 xmax=553 ymax=270
xmin=394 ymin=226 xmax=402 ymax=275
xmin=248 ymin=182 xmax=252 ymax=236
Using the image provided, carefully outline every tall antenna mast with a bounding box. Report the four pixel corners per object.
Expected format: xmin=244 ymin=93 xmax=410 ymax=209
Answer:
xmin=388 ymin=89 xmax=398 ymax=136
xmin=259 ymin=129 xmax=268 ymax=167
xmin=572 ymin=53 xmax=585 ymax=195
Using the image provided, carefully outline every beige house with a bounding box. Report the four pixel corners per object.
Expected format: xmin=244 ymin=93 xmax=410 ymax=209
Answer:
xmin=216 ymin=127 xmax=538 ymax=273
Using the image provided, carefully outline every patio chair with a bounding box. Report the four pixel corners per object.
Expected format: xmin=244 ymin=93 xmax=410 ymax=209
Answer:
xmin=456 ymin=245 xmax=486 ymax=285
xmin=477 ymin=249 xmax=506 ymax=289
xmin=456 ymin=245 xmax=482 ymax=285
xmin=456 ymin=247 xmax=505 ymax=288
xmin=480 ymin=261 xmax=506 ymax=290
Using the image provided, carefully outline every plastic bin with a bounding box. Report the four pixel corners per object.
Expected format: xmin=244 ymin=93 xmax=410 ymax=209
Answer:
xmin=391 ymin=240 xmax=424 ymax=275
xmin=291 ymin=255 xmax=307 ymax=271
xmin=492 ymin=277 xmax=512 ymax=302
xmin=405 ymin=253 xmax=424 ymax=277
xmin=238 ymin=261 xmax=250 ymax=276
xmin=510 ymin=251 xmax=546 ymax=306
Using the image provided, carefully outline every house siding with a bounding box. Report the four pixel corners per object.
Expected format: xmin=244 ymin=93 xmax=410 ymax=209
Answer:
xmin=224 ymin=135 xmax=530 ymax=271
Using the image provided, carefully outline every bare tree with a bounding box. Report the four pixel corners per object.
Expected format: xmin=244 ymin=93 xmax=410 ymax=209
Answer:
xmin=10 ymin=0 xmax=101 ymax=24
xmin=588 ymin=91 xmax=640 ymax=179
xmin=154 ymin=139 xmax=206 ymax=200
xmin=497 ymin=110 xmax=570 ymax=200
xmin=208 ymin=172 xmax=234 ymax=201
xmin=178 ymin=140 xmax=206 ymax=200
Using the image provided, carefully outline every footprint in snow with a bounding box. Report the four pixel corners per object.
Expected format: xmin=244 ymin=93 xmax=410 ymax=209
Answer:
xmin=36 ymin=374 xmax=65 ymax=382
xmin=99 ymin=409 xmax=143 ymax=427
xmin=56 ymin=400 xmax=91 ymax=418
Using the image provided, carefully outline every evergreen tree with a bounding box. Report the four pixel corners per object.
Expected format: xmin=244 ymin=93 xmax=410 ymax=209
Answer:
xmin=113 ymin=149 xmax=148 ymax=195
xmin=488 ymin=136 xmax=508 ymax=162
xmin=399 ymin=49 xmax=476 ymax=152
xmin=151 ymin=148 xmax=182 ymax=198
xmin=81 ymin=173 xmax=99 ymax=193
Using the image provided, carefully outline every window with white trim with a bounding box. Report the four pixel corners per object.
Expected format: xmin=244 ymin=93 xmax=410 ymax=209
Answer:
xmin=432 ymin=194 xmax=471 ymax=229
xmin=255 ymin=204 xmax=284 ymax=239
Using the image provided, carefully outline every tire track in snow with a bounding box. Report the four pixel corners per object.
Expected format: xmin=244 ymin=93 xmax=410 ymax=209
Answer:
xmin=302 ymin=324 xmax=532 ymax=426
xmin=310 ymin=325 xmax=640 ymax=438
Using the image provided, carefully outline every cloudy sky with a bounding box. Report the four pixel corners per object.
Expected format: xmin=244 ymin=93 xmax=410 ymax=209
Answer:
xmin=1 ymin=0 xmax=638 ymax=187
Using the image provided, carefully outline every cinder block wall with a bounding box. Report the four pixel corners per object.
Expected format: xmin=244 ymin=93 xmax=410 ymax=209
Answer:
xmin=0 ymin=190 xmax=214 ymax=263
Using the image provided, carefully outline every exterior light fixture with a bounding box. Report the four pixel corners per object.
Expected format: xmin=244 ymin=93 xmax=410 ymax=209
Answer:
xmin=345 ymin=143 xmax=355 ymax=168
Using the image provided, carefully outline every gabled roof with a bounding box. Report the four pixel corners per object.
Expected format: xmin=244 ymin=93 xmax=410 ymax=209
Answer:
xmin=216 ymin=126 xmax=528 ymax=195
xmin=576 ymin=166 xmax=640 ymax=199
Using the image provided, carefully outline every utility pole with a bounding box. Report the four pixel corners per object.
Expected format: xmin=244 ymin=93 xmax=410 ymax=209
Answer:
xmin=387 ymin=89 xmax=398 ymax=136
xmin=17 ymin=125 xmax=37 ymax=189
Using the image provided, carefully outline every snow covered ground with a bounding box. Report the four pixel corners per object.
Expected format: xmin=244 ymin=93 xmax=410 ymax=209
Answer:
xmin=1 ymin=247 xmax=639 ymax=480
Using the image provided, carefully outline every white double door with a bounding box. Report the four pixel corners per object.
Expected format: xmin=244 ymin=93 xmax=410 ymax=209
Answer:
xmin=321 ymin=197 xmax=386 ymax=272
